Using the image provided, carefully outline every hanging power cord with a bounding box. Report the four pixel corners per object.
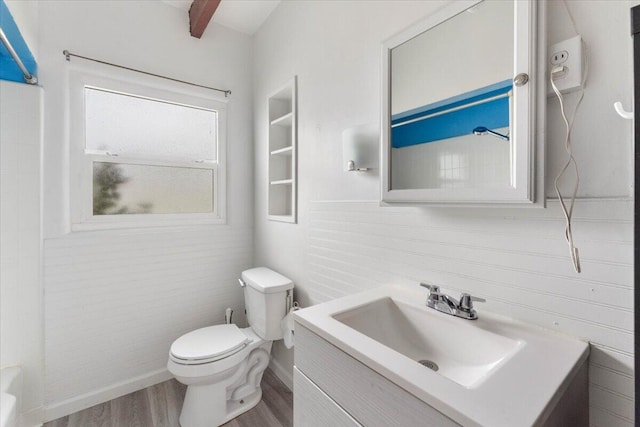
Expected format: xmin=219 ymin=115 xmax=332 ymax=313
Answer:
xmin=550 ymin=1 xmax=589 ymax=273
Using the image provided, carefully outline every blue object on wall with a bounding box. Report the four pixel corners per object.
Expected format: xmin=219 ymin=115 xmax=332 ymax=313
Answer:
xmin=391 ymin=80 xmax=512 ymax=148
xmin=0 ymin=0 xmax=37 ymax=84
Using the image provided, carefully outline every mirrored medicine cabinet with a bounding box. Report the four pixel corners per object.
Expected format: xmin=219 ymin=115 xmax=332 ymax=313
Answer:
xmin=381 ymin=0 xmax=545 ymax=205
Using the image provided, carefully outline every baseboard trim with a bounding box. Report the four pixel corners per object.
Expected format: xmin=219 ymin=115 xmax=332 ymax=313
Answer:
xmin=43 ymin=368 xmax=172 ymax=422
xmin=269 ymin=358 xmax=293 ymax=391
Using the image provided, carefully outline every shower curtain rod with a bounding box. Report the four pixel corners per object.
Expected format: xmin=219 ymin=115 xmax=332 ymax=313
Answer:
xmin=0 ymin=28 xmax=37 ymax=84
xmin=62 ymin=50 xmax=231 ymax=97
xmin=391 ymin=92 xmax=510 ymax=128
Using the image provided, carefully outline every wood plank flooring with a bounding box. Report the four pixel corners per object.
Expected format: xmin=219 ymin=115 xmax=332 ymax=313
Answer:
xmin=44 ymin=369 xmax=293 ymax=427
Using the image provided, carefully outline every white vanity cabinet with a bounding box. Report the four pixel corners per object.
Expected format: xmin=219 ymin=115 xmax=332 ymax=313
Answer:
xmin=294 ymin=323 xmax=460 ymax=427
xmin=294 ymin=319 xmax=588 ymax=427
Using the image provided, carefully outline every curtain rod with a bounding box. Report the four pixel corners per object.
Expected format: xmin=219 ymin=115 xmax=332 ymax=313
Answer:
xmin=0 ymin=28 xmax=37 ymax=84
xmin=62 ymin=50 xmax=231 ymax=97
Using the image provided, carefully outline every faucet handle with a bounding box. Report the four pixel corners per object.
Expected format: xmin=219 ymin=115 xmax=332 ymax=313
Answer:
xmin=459 ymin=293 xmax=486 ymax=311
xmin=420 ymin=282 xmax=440 ymax=294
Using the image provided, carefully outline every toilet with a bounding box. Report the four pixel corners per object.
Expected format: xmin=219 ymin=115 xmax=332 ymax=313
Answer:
xmin=167 ymin=267 xmax=294 ymax=427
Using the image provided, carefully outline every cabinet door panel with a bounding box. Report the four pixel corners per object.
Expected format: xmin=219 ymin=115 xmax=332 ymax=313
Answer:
xmin=295 ymin=324 xmax=460 ymax=427
xmin=293 ymin=368 xmax=361 ymax=427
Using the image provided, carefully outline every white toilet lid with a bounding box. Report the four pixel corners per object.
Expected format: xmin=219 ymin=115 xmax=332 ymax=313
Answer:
xmin=170 ymin=324 xmax=250 ymax=364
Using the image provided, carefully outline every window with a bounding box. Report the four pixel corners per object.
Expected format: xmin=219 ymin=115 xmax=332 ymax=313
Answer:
xmin=69 ymin=72 xmax=227 ymax=230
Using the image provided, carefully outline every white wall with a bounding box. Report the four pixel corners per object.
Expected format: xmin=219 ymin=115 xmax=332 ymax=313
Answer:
xmin=36 ymin=1 xmax=254 ymax=420
xmin=253 ymin=1 xmax=635 ymax=426
xmin=0 ymin=81 xmax=44 ymax=426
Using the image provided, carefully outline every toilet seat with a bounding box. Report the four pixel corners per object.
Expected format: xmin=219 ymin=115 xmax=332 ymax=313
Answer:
xmin=170 ymin=324 xmax=251 ymax=365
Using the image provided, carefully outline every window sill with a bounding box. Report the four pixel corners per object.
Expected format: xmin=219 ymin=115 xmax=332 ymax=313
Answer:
xmin=71 ymin=215 xmax=226 ymax=233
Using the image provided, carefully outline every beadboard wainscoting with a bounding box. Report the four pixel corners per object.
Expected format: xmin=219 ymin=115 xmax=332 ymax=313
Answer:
xmin=304 ymin=199 xmax=633 ymax=427
xmin=43 ymin=226 xmax=253 ymax=421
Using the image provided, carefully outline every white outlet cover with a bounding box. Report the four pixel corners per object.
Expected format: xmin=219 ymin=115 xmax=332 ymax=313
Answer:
xmin=547 ymin=35 xmax=583 ymax=96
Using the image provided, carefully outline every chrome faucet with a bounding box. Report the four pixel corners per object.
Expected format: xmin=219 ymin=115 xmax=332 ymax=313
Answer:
xmin=420 ymin=283 xmax=485 ymax=320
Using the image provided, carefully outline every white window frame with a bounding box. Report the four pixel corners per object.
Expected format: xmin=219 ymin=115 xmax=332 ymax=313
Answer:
xmin=69 ymin=70 xmax=227 ymax=231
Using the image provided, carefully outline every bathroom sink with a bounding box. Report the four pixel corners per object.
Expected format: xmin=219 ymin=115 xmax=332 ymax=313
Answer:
xmin=294 ymin=284 xmax=589 ymax=427
xmin=333 ymin=297 xmax=522 ymax=387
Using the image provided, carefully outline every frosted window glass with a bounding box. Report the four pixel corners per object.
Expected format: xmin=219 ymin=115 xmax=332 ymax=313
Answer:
xmin=85 ymin=88 xmax=217 ymax=161
xmin=93 ymin=162 xmax=213 ymax=215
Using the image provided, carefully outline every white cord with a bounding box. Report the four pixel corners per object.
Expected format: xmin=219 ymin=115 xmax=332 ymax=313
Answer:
xmin=550 ymin=3 xmax=589 ymax=273
xmin=550 ymin=75 xmax=580 ymax=273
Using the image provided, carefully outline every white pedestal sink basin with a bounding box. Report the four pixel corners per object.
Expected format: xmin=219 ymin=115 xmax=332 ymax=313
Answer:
xmin=333 ymin=297 xmax=523 ymax=388
xmin=295 ymin=284 xmax=589 ymax=427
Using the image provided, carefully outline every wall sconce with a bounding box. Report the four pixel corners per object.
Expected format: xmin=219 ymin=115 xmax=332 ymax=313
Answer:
xmin=342 ymin=124 xmax=378 ymax=172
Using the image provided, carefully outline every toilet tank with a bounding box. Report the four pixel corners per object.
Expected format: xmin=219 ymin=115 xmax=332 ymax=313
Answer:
xmin=241 ymin=267 xmax=294 ymax=341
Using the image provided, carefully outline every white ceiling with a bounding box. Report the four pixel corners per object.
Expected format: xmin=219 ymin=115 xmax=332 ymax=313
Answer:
xmin=161 ymin=0 xmax=280 ymax=35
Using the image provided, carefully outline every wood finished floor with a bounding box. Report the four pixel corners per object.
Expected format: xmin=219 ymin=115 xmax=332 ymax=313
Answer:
xmin=44 ymin=369 xmax=293 ymax=427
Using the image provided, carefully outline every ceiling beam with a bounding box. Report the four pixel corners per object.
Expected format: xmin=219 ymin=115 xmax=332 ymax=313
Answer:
xmin=189 ymin=0 xmax=221 ymax=39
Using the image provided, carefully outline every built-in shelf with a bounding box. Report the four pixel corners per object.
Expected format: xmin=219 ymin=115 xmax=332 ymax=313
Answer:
xmin=270 ymin=146 xmax=293 ymax=156
xmin=270 ymin=179 xmax=293 ymax=185
xmin=268 ymin=76 xmax=297 ymax=223
xmin=270 ymin=112 xmax=294 ymax=127
xmin=267 ymin=214 xmax=296 ymax=223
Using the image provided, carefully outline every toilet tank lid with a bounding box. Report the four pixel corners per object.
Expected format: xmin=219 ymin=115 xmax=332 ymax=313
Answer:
xmin=242 ymin=267 xmax=293 ymax=294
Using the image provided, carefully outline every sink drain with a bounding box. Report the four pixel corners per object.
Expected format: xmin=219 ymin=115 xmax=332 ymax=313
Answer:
xmin=418 ymin=359 xmax=439 ymax=371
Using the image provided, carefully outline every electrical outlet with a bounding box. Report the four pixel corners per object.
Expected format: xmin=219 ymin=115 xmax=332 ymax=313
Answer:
xmin=550 ymin=50 xmax=568 ymax=65
xmin=547 ymin=35 xmax=583 ymax=96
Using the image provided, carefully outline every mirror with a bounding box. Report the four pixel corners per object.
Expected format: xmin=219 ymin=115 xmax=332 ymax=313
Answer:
xmin=381 ymin=0 xmax=544 ymax=205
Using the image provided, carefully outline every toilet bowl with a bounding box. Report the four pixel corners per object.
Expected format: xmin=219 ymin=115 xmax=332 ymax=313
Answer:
xmin=168 ymin=267 xmax=293 ymax=427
